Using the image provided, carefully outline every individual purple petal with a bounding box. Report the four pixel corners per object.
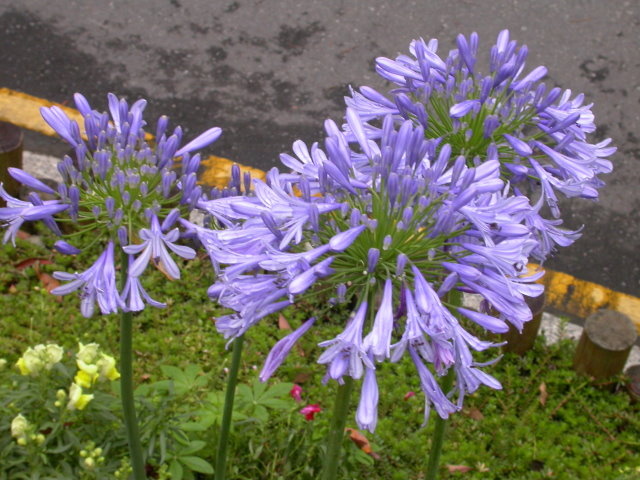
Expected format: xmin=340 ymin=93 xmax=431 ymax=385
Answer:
xmin=356 ymin=363 xmax=379 ymax=433
xmin=449 ymin=100 xmax=480 ymax=118
xmin=8 ymin=168 xmax=56 ymax=195
xmin=457 ymin=307 xmax=509 ymax=333
xmin=54 ymin=240 xmax=81 ymax=255
xmin=503 ymin=134 xmax=532 ymax=156
xmin=259 ymin=317 xmax=316 ymax=381
xmin=176 ymin=127 xmax=222 ymax=156
xmin=363 ymin=278 xmax=394 ymax=360
xmin=329 ymin=225 xmax=366 ymax=251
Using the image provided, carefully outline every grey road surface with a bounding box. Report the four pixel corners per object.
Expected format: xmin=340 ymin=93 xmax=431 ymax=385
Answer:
xmin=0 ymin=0 xmax=638 ymax=296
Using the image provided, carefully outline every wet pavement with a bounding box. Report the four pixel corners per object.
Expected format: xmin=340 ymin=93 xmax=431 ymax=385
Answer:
xmin=0 ymin=0 xmax=638 ymax=296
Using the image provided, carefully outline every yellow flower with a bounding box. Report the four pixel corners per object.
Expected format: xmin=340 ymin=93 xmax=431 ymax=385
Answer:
xmin=67 ymin=383 xmax=94 ymax=411
xmin=16 ymin=344 xmax=63 ymax=376
xmin=76 ymin=343 xmax=100 ymax=364
xmin=11 ymin=414 xmax=29 ymax=440
xmin=96 ymin=354 xmax=120 ymax=381
xmin=74 ymin=368 xmax=98 ymax=389
xmin=43 ymin=344 xmax=64 ymax=366
xmin=17 ymin=346 xmax=44 ymax=375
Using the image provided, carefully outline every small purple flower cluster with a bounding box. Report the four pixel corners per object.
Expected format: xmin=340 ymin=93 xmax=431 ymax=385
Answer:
xmin=0 ymin=93 xmax=227 ymax=317
xmin=201 ymin=30 xmax=612 ymax=432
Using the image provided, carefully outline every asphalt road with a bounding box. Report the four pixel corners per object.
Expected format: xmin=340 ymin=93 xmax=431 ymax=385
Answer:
xmin=0 ymin=0 xmax=638 ymax=296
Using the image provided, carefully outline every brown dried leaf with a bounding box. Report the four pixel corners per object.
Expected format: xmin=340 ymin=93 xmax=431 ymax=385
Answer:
xmin=153 ymin=258 xmax=176 ymax=281
xmin=278 ymin=314 xmax=291 ymax=330
xmin=38 ymin=273 xmax=62 ymax=302
xmin=293 ymin=372 xmax=311 ymax=384
xmin=15 ymin=258 xmax=53 ymax=271
xmin=539 ymin=382 xmax=548 ymax=406
xmin=465 ymin=407 xmax=484 ymax=420
xmin=345 ymin=428 xmax=380 ymax=460
xmin=446 ymin=464 xmax=473 ymax=473
xmin=16 ymin=230 xmax=31 ymax=240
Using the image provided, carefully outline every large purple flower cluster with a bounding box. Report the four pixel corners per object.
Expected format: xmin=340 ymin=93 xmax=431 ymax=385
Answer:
xmin=347 ymin=30 xmax=614 ymax=260
xmin=203 ymin=110 xmax=544 ymax=431
xmin=202 ymin=30 xmax=613 ymax=432
xmin=0 ymin=93 xmax=231 ymax=317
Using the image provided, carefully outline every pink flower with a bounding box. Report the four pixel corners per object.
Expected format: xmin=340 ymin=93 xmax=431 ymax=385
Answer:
xmin=290 ymin=384 xmax=303 ymax=403
xmin=300 ymin=404 xmax=322 ymax=421
xmin=403 ymin=391 xmax=416 ymax=401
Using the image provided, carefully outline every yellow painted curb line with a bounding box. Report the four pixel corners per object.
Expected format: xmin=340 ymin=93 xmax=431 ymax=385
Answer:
xmin=536 ymin=266 xmax=640 ymax=334
xmin=0 ymin=87 xmax=264 ymax=186
xmin=1 ymin=87 xmax=638 ymax=333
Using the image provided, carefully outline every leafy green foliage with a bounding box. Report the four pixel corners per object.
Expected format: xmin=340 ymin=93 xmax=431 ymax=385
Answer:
xmin=1 ymin=231 xmax=639 ymax=479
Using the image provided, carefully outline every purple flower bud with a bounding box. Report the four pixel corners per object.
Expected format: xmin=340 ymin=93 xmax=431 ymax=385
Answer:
xmin=114 ymin=208 xmax=124 ymax=224
xmin=337 ymin=283 xmax=347 ymax=303
xmin=57 ymin=183 xmax=68 ymax=199
xmin=387 ymin=173 xmax=399 ymax=208
xmin=69 ymin=185 xmax=80 ymax=212
xmin=503 ymin=134 xmax=532 ymax=156
xmin=8 ymin=168 xmax=56 ymax=195
xmin=122 ymin=191 xmax=131 ymax=205
xmin=356 ymin=365 xmax=379 ymax=433
xmin=162 ymin=208 xmax=181 ymax=231
xmin=538 ymin=87 xmax=561 ymax=111
xmin=105 ymin=197 xmax=115 ymax=217
xmin=162 ymin=170 xmax=175 ymax=198
xmin=117 ymin=226 xmax=128 ymax=246
xmin=383 ymin=234 xmax=392 ymax=250
xmin=54 ymin=240 xmax=81 ymax=255
xmin=156 ymin=115 xmax=169 ymax=139
xmin=92 ymin=206 xmax=101 ymax=216
xmin=458 ymin=307 xmax=509 ymax=333
xmin=367 ymin=248 xmax=380 ymax=273
xmin=176 ymin=127 xmax=222 ymax=157
xmin=260 ymin=317 xmax=316 ymax=382
xmin=349 ymin=208 xmax=361 ymax=227
xmin=329 ymin=225 xmax=366 ymax=251
xmin=396 ymin=253 xmax=408 ymax=277
xmin=243 ymin=172 xmax=252 ymax=194
xmin=483 ymin=115 xmax=500 ymax=138
xmin=450 ymin=100 xmax=480 ymax=119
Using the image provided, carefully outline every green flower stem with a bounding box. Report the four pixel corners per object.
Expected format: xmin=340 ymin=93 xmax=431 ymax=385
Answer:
xmin=120 ymin=308 xmax=146 ymax=479
xmin=215 ymin=334 xmax=245 ymax=480
xmin=424 ymin=368 xmax=455 ymax=480
xmin=425 ymin=288 xmax=462 ymax=480
xmin=321 ymin=376 xmax=355 ymax=480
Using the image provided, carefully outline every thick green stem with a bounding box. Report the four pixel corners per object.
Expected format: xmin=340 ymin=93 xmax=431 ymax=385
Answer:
xmin=215 ymin=335 xmax=245 ymax=480
xmin=424 ymin=369 xmax=455 ymax=480
xmin=120 ymin=308 xmax=146 ymax=479
xmin=321 ymin=376 xmax=354 ymax=480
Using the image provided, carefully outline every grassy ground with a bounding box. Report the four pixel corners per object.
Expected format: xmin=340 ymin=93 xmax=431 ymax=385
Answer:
xmin=1 ymin=230 xmax=639 ymax=479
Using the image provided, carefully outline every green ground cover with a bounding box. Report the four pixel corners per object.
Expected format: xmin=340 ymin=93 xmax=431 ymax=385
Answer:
xmin=1 ymin=231 xmax=638 ymax=479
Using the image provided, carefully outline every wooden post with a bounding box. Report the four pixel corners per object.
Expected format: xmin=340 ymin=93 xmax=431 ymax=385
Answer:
xmin=0 ymin=121 xmax=24 ymax=200
xmin=501 ymin=292 xmax=545 ymax=355
xmin=573 ymin=310 xmax=637 ymax=380
xmin=624 ymin=364 xmax=640 ymax=403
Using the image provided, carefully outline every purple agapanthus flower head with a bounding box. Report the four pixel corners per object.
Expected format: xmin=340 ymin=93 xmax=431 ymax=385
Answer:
xmin=0 ymin=93 xmax=240 ymax=317
xmin=204 ymin=105 xmax=544 ymax=431
xmin=346 ymin=29 xmax=614 ymax=261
